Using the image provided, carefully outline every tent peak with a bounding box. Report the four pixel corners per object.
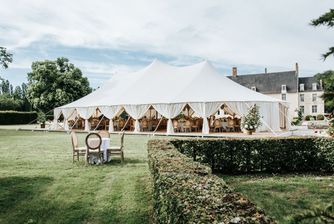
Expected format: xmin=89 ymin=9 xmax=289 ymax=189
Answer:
xmin=145 ymin=59 xmax=171 ymax=70
xmin=147 ymin=59 xmax=214 ymax=70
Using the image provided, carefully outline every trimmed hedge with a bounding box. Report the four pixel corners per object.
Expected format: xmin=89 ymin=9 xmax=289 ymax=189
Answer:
xmin=148 ymin=140 xmax=275 ymax=223
xmin=0 ymin=111 xmax=37 ymax=125
xmin=171 ymin=137 xmax=334 ymax=174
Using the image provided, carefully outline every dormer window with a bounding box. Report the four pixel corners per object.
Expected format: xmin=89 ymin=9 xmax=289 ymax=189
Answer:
xmin=312 ymin=83 xmax=317 ymax=91
xmin=251 ymin=86 xmax=256 ymax=91
xmin=300 ymin=84 xmax=304 ymax=92
xmin=281 ymin=85 xmax=287 ymax=93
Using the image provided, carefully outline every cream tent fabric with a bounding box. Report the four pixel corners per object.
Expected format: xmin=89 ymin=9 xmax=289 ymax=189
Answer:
xmin=55 ymin=60 xmax=287 ymax=133
xmin=153 ymin=103 xmax=185 ymax=134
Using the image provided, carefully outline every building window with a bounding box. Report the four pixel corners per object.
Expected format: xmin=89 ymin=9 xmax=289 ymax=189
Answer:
xmin=300 ymin=94 xmax=304 ymax=102
xmin=312 ymin=93 xmax=317 ymax=102
xmin=281 ymin=85 xmax=287 ymax=93
xmin=281 ymin=94 xmax=286 ymax=101
xmin=312 ymin=83 xmax=317 ymax=91
xmin=251 ymin=86 xmax=256 ymax=91
xmin=300 ymin=106 xmax=304 ymax=114
xmin=300 ymin=84 xmax=304 ymax=91
xmin=312 ymin=105 xmax=317 ymax=113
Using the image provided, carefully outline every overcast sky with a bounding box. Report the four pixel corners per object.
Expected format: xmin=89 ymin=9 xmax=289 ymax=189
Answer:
xmin=0 ymin=0 xmax=333 ymax=87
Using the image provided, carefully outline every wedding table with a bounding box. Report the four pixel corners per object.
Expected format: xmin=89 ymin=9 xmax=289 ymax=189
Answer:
xmin=87 ymin=137 xmax=110 ymax=164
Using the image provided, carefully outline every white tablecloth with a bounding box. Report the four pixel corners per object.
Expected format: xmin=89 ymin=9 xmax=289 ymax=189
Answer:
xmin=88 ymin=137 xmax=110 ymax=164
xmin=101 ymin=137 xmax=110 ymax=162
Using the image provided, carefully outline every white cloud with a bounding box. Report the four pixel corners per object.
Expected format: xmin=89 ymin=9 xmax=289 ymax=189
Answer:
xmin=0 ymin=0 xmax=333 ymax=76
xmin=72 ymin=60 xmax=138 ymax=75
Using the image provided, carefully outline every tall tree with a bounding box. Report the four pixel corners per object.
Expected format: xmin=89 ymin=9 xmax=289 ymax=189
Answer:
xmin=0 ymin=47 xmax=13 ymax=70
xmin=315 ymin=70 xmax=334 ymax=113
xmin=20 ymin=83 xmax=31 ymax=111
xmin=311 ymin=9 xmax=334 ymax=60
xmin=1 ymin=79 xmax=11 ymax=94
xmin=26 ymin=57 xmax=92 ymax=113
xmin=13 ymin=86 xmax=23 ymax=100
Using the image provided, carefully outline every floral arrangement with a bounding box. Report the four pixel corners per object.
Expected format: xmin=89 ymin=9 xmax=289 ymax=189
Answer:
xmin=242 ymin=104 xmax=262 ymax=131
xmin=37 ymin=111 xmax=46 ymax=124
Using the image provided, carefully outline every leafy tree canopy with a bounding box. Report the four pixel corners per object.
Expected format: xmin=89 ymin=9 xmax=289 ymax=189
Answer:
xmin=311 ymin=9 xmax=334 ymax=60
xmin=26 ymin=57 xmax=92 ymax=113
xmin=0 ymin=47 xmax=13 ymax=69
xmin=0 ymin=78 xmax=31 ymax=111
xmin=315 ymin=70 xmax=334 ymax=113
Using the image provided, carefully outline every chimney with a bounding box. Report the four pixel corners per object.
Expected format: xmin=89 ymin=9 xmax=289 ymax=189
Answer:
xmin=320 ymin=79 xmax=323 ymax=89
xmin=265 ymin=68 xmax=267 ymax=74
xmin=295 ymin=62 xmax=299 ymax=75
xmin=232 ymin=67 xmax=237 ymax=77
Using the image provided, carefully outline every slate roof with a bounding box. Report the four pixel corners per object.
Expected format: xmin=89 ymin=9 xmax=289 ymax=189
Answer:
xmin=299 ymin=76 xmax=323 ymax=92
xmin=228 ymin=71 xmax=298 ymax=94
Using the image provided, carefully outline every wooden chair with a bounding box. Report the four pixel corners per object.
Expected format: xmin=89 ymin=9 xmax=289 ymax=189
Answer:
xmin=141 ymin=119 xmax=149 ymax=131
xmin=214 ymin=119 xmax=222 ymax=132
xmin=222 ymin=120 xmax=228 ymax=132
xmin=173 ymin=120 xmax=180 ymax=132
xmin=227 ymin=118 xmax=235 ymax=132
xmin=98 ymin=130 xmax=110 ymax=138
xmin=191 ymin=119 xmax=200 ymax=132
xmin=107 ymin=132 xmax=125 ymax=163
xmin=68 ymin=120 xmax=75 ymax=129
xmin=234 ymin=118 xmax=241 ymax=132
xmin=209 ymin=117 xmax=215 ymax=132
xmin=129 ymin=119 xmax=135 ymax=131
xmin=183 ymin=120 xmax=192 ymax=132
xmin=119 ymin=119 xmax=125 ymax=131
xmin=90 ymin=118 xmax=99 ymax=130
xmin=85 ymin=133 xmax=103 ymax=165
xmin=150 ymin=119 xmax=158 ymax=131
xmin=70 ymin=131 xmax=86 ymax=162
xmin=113 ymin=119 xmax=120 ymax=131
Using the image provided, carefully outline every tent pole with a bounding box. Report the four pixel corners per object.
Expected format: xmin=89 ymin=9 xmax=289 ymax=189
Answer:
xmin=260 ymin=117 xmax=278 ymax=136
xmin=121 ymin=117 xmax=131 ymax=132
xmin=69 ymin=117 xmax=80 ymax=130
xmin=93 ymin=115 xmax=105 ymax=131
xmin=153 ymin=117 xmax=164 ymax=136
xmin=245 ymin=102 xmax=278 ymax=136
xmin=63 ymin=109 xmax=77 ymax=131
xmin=278 ymin=103 xmax=294 ymax=128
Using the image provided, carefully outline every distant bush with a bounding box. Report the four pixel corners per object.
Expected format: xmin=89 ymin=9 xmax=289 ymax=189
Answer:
xmin=292 ymin=117 xmax=300 ymax=125
xmin=0 ymin=111 xmax=37 ymax=125
xmin=0 ymin=95 xmax=23 ymax=111
xmin=305 ymin=115 xmax=315 ymax=121
xmin=171 ymin=137 xmax=334 ymax=174
xmin=316 ymin=114 xmax=325 ymax=120
xmin=328 ymin=118 xmax=334 ymax=137
xmin=148 ymin=140 xmax=274 ymax=223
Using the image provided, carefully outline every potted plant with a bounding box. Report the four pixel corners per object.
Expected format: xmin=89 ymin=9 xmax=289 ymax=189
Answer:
xmin=242 ymin=104 xmax=262 ymax=135
xmin=37 ymin=112 xmax=46 ymax=128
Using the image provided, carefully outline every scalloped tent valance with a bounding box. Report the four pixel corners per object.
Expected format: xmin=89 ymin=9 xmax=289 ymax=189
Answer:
xmin=53 ymin=60 xmax=289 ymax=134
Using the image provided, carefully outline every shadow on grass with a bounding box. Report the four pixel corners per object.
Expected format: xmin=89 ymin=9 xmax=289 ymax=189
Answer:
xmin=0 ymin=176 xmax=93 ymax=224
xmin=104 ymin=158 xmax=146 ymax=166
xmin=0 ymin=176 xmax=53 ymax=215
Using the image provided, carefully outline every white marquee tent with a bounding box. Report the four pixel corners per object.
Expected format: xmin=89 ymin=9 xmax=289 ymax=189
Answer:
xmin=53 ymin=60 xmax=289 ymax=134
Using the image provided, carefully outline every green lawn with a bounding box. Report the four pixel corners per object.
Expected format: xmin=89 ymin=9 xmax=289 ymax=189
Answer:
xmin=0 ymin=129 xmax=162 ymax=224
xmin=222 ymin=174 xmax=334 ymax=224
xmin=1 ymin=128 xmax=333 ymax=224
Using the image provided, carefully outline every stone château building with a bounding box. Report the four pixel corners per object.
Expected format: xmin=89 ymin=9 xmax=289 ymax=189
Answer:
xmin=228 ymin=64 xmax=325 ymax=120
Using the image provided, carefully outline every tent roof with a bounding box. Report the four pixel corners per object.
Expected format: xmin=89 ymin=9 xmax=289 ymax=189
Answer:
xmin=59 ymin=60 xmax=282 ymax=109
